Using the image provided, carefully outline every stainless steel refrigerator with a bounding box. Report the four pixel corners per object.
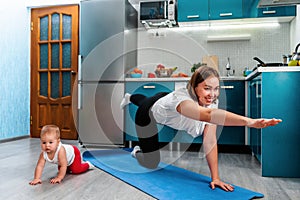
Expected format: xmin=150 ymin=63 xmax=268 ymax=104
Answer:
xmin=78 ymin=0 xmax=137 ymax=146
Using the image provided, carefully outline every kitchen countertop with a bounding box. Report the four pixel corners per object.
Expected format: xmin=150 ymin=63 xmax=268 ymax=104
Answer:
xmin=245 ymin=66 xmax=300 ymax=80
xmin=125 ymin=76 xmax=246 ymax=82
xmin=126 ymin=67 xmax=300 ymax=82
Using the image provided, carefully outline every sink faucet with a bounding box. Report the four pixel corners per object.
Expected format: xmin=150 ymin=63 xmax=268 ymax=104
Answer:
xmin=225 ymin=57 xmax=235 ymax=76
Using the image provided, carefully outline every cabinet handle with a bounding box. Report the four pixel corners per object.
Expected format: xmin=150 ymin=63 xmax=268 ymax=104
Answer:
xmin=256 ymin=81 xmax=262 ymax=98
xmin=220 ymin=85 xmax=234 ymax=89
xmin=143 ymin=85 xmax=156 ymax=89
xmin=187 ymin=15 xmax=200 ymax=19
xmin=220 ymin=13 xmax=233 ymax=17
xmin=262 ymin=10 xmax=276 ymax=15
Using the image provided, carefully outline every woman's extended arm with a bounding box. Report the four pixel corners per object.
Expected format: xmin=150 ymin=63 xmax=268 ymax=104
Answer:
xmin=177 ymin=100 xmax=281 ymax=128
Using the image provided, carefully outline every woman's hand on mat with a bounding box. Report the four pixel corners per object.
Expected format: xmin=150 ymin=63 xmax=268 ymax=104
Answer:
xmin=210 ymin=179 xmax=234 ymax=192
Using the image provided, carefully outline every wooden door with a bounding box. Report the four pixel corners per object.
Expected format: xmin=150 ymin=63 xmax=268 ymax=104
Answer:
xmin=30 ymin=5 xmax=79 ymax=139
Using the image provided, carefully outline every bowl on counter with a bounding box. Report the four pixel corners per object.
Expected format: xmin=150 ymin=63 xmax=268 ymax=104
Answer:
xmin=155 ymin=68 xmax=174 ymax=78
xmin=130 ymin=73 xmax=142 ymax=78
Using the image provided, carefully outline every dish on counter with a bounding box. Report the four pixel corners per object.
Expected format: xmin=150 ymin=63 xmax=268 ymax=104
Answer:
xmin=130 ymin=73 xmax=142 ymax=78
xmin=130 ymin=67 xmax=143 ymax=78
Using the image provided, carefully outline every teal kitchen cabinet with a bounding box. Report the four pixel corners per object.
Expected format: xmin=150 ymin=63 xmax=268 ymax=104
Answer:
xmin=256 ymin=5 xmax=296 ymax=18
xmin=243 ymin=0 xmax=259 ymax=18
xmin=209 ymin=0 xmax=243 ymax=20
xmin=177 ymin=0 xmax=296 ymax=22
xmin=243 ymin=0 xmax=296 ymax=18
xmin=124 ymin=80 xmax=246 ymax=146
xmin=247 ymin=71 xmax=300 ymax=177
xmin=248 ymin=75 xmax=262 ymax=162
xmin=177 ymin=0 xmax=209 ymax=22
xmin=217 ymin=80 xmax=245 ymax=145
xmin=124 ymin=81 xmax=175 ymax=142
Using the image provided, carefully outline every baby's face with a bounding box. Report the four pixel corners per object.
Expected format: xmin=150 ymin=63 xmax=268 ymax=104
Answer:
xmin=40 ymin=132 xmax=60 ymax=153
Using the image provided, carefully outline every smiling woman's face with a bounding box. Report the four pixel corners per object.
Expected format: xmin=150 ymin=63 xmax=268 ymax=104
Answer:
xmin=194 ymin=75 xmax=220 ymax=106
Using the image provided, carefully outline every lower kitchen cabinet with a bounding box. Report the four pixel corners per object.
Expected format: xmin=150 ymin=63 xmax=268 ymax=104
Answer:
xmin=124 ymin=81 xmax=175 ymax=142
xmin=217 ymin=80 xmax=245 ymax=145
xmin=248 ymin=75 xmax=262 ymax=162
xmin=247 ymin=72 xmax=300 ymax=177
xmin=124 ymin=80 xmax=246 ymax=146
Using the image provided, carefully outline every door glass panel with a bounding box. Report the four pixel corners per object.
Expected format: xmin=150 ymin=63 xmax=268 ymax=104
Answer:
xmin=62 ymin=42 xmax=71 ymax=68
xmin=40 ymin=72 xmax=48 ymax=97
xmin=51 ymin=13 xmax=60 ymax=40
xmin=62 ymin=14 xmax=72 ymax=40
xmin=40 ymin=16 xmax=48 ymax=41
xmin=40 ymin=44 xmax=48 ymax=69
xmin=51 ymin=72 xmax=59 ymax=98
xmin=51 ymin=43 xmax=59 ymax=69
xmin=62 ymin=72 xmax=71 ymax=97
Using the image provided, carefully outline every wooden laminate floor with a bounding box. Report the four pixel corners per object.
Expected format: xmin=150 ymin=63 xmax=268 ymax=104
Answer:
xmin=1 ymin=138 xmax=299 ymax=200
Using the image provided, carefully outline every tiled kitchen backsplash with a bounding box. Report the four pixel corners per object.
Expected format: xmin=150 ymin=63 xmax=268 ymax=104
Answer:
xmin=137 ymin=22 xmax=290 ymax=77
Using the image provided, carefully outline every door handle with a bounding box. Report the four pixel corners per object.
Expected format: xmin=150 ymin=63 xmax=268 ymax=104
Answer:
xmin=187 ymin=15 xmax=200 ymax=19
xmin=220 ymin=85 xmax=234 ymax=89
xmin=71 ymin=70 xmax=77 ymax=75
xmin=220 ymin=13 xmax=233 ymax=17
xmin=262 ymin=10 xmax=276 ymax=15
xmin=256 ymin=81 xmax=261 ymax=98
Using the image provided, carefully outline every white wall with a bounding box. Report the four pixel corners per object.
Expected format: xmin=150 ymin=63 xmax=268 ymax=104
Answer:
xmin=0 ymin=0 xmax=79 ymax=140
xmin=290 ymin=5 xmax=300 ymax=52
xmin=137 ymin=22 xmax=291 ymax=77
xmin=0 ymin=1 xmax=30 ymax=139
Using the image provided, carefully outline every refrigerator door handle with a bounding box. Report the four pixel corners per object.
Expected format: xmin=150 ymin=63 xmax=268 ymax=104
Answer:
xmin=78 ymin=55 xmax=82 ymax=109
xmin=78 ymin=55 xmax=82 ymax=81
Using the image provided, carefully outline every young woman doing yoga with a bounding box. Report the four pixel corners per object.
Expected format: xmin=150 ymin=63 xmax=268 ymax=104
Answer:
xmin=121 ymin=65 xmax=281 ymax=191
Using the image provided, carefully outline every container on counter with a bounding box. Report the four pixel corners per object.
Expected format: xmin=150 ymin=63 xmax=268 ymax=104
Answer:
xmin=283 ymin=55 xmax=287 ymax=65
xmin=243 ymin=67 xmax=252 ymax=77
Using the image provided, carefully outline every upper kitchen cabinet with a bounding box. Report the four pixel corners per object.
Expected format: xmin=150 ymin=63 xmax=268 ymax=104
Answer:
xmin=243 ymin=0 xmax=296 ymax=18
xmin=177 ymin=0 xmax=296 ymax=23
xmin=177 ymin=0 xmax=209 ymax=22
xmin=209 ymin=0 xmax=243 ymax=20
xmin=256 ymin=5 xmax=296 ymax=18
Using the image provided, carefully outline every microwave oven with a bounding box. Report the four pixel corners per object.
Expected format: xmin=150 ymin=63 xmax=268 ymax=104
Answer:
xmin=139 ymin=0 xmax=176 ymax=22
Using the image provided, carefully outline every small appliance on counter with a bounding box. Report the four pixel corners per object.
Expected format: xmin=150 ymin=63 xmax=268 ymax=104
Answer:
xmin=288 ymin=43 xmax=300 ymax=66
xmin=253 ymin=57 xmax=287 ymax=67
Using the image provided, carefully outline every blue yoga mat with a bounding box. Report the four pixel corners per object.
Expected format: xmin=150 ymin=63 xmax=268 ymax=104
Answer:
xmin=83 ymin=149 xmax=263 ymax=200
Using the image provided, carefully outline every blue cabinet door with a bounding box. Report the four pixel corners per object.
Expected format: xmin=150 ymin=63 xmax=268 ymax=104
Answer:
xmin=248 ymin=72 xmax=300 ymax=177
xmin=261 ymin=72 xmax=300 ymax=177
xmin=249 ymin=76 xmax=262 ymax=162
xmin=177 ymin=0 xmax=209 ymax=22
xmin=257 ymin=5 xmax=296 ymax=18
xmin=209 ymin=0 xmax=243 ymax=20
xmin=217 ymin=80 xmax=245 ymax=145
xmin=243 ymin=0 xmax=259 ymax=18
xmin=124 ymin=82 xmax=174 ymax=141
